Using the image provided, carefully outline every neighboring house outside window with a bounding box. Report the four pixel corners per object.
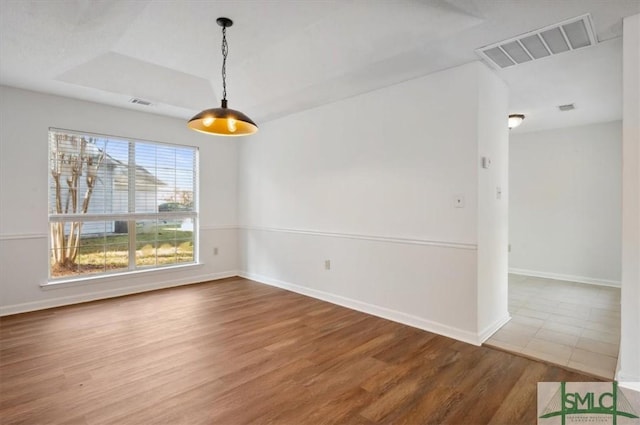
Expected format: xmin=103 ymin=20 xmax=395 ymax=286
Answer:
xmin=48 ymin=128 xmax=198 ymax=280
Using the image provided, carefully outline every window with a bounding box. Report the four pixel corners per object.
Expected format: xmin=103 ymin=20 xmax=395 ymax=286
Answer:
xmin=48 ymin=128 xmax=198 ymax=280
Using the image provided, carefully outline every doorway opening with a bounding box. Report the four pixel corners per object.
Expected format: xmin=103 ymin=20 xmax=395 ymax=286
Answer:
xmin=485 ymin=121 xmax=622 ymax=380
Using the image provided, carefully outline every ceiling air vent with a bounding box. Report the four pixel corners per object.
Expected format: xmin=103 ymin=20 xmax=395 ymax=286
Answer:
xmin=558 ymin=103 xmax=576 ymax=111
xmin=476 ymin=14 xmax=597 ymax=69
xmin=129 ymin=98 xmax=152 ymax=106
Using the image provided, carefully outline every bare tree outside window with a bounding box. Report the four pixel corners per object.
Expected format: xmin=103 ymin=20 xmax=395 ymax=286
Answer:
xmin=49 ymin=134 xmax=104 ymax=272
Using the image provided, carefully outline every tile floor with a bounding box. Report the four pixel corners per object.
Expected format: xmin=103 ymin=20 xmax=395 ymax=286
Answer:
xmin=485 ymin=274 xmax=621 ymax=379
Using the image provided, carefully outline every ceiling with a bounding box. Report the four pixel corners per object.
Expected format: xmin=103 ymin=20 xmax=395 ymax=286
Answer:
xmin=1 ymin=0 xmax=638 ymax=133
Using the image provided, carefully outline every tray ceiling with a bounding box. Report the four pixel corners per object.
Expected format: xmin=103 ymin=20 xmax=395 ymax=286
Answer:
xmin=1 ymin=0 xmax=638 ymax=132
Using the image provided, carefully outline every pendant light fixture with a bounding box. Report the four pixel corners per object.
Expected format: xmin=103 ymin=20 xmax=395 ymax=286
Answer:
xmin=188 ymin=17 xmax=258 ymax=136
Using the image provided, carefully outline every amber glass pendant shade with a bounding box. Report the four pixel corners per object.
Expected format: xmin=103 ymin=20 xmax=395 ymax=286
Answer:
xmin=188 ymin=100 xmax=258 ymax=136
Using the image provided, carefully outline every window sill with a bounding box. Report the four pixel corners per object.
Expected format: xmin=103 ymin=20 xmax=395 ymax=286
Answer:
xmin=41 ymin=262 xmax=205 ymax=290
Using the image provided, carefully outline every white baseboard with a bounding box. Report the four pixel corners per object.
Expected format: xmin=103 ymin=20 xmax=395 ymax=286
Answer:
xmin=509 ymin=268 xmax=621 ymax=288
xmin=478 ymin=314 xmax=511 ymax=344
xmin=239 ymin=271 xmax=483 ymax=346
xmin=0 ymin=270 xmax=239 ymax=316
xmin=618 ymin=381 xmax=640 ymax=392
xmin=616 ymin=370 xmax=640 ymax=390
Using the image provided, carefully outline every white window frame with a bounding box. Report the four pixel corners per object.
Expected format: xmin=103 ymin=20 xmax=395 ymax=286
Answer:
xmin=47 ymin=128 xmax=199 ymax=282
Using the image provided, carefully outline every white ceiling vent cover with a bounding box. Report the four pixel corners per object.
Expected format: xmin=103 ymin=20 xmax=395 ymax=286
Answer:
xmin=476 ymin=14 xmax=597 ymax=69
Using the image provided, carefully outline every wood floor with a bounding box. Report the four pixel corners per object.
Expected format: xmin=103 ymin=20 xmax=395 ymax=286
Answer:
xmin=1 ymin=277 xmax=601 ymax=425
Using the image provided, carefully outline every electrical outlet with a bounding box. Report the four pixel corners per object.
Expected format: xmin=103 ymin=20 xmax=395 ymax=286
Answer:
xmin=453 ymin=195 xmax=465 ymax=208
xmin=324 ymin=260 xmax=331 ymax=270
xmin=213 ymin=247 xmax=219 ymax=256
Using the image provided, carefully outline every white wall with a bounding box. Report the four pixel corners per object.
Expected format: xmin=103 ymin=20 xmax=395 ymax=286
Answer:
xmin=618 ymin=13 xmax=640 ymax=388
xmin=509 ymin=121 xmax=622 ymax=286
xmin=0 ymin=86 xmax=239 ymax=315
xmin=477 ymin=67 xmax=510 ymax=337
xmin=238 ymin=61 xmax=509 ymax=345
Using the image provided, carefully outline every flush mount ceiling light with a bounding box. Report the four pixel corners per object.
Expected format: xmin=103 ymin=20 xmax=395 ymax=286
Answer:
xmin=188 ymin=17 xmax=258 ymax=136
xmin=508 ymin=114 xmax=525 ymax=129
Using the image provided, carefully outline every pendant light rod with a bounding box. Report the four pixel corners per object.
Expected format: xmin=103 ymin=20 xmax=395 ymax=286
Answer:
xmin=187 ymin=17 xmax=258 ymax=136
xmin=217 ymin=17 xmax=232 ymax=104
